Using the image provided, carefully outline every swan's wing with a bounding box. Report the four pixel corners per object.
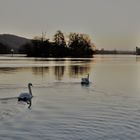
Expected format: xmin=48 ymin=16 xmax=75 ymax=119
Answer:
xmin=19 ymin=92 xmax=29 ymax=97
xmin=19 ymin=93 xmax=32 ymax=100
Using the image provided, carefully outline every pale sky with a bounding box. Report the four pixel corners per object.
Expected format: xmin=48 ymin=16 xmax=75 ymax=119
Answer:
xmin=0 ymin=0 xmax=140 ymax=50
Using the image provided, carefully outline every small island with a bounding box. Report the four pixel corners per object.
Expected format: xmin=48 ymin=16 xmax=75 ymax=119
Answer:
xmin=19 ymin=30 xmax=95 ymax=58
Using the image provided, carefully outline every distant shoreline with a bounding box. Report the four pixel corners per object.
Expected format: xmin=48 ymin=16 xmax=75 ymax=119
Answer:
xmin=95 ymin=49 xmax=136 ymax=55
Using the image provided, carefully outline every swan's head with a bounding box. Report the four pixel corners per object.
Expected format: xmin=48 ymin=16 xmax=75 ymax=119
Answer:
xmin=28 ymin=83 xmax=33 ymax=87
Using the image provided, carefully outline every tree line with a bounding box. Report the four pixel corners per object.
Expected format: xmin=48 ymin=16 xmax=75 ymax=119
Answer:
xmin=0 ymin=42 xmax=10 ymax=54
xmin=19 ymin=30 xmax=95 ymax=57
xmin=0 ymin=30 xmax=95 ymax=57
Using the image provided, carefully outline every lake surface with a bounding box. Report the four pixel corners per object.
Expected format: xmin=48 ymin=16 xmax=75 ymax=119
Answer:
xmin=0 ymin=55 xmax=140 ymax=139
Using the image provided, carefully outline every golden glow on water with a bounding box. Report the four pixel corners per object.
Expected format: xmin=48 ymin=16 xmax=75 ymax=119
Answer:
xmin=0 ymin=57 xmax=94 ymax=85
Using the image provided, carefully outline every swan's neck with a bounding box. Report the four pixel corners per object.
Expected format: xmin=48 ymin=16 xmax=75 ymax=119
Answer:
xmin=28 ymin=85 xmax=32 ymax=96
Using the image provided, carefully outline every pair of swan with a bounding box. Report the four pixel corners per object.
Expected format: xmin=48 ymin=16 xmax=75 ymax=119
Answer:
xmin=18 ymin=83 xmax=33 ymax=108
xmin=18 ymin=75 xmax=90 ymax=108
xmin=81 ymin=74 xmax=90 ymax=85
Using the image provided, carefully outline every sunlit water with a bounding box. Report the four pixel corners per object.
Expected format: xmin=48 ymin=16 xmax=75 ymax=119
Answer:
xmin=0 ymin=55 xmax=140 ymax=139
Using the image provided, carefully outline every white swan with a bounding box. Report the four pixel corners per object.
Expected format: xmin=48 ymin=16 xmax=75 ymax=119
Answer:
xmin=18 ymin=83 xmax=33 ymax=108
xmin=81 ymin=74 xmax=89 ymax=85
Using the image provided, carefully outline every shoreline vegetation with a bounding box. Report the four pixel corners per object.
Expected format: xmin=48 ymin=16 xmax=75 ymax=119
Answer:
xmin=19 ymin=30 xmax=95 ymax=58
xmin=0 ymin=31 xmax=138 ymax=57
xmin=0 ymin=31 xmax=95 ymax=58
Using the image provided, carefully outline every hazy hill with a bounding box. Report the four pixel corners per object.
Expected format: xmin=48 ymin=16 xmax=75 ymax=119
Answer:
xmin=0 ymin=34 xmax=31 ymax=53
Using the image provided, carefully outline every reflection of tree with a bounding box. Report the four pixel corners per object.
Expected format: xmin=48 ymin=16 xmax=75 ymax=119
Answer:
xmin=32 ymin=67 xmax=49 ymax=76
xmin=32 ymin=59 xmax=93 ymax=80
xmin=32 ymin=64 xmax=91 ymax=80
xmin=0 ymin=67 xmax=18 ymax=74
xmin=136 ymin=56 xmax=140 ymax=62
xmin=69 ymin=59 xmax=92 ymax=63
xmin=53 ymin=66 xmax=65 ymax=80
xmin=68 ymin=58 xmax=93 ymax=78
xmin=32 ymin=65 xmax=65 ymax=80
xmin=69 ymin=65 xmax=91 ymax=78
xmin=0 ymin=58 xmax=91 ymax=81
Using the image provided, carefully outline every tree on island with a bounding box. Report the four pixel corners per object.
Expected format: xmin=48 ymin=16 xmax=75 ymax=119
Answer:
xmin=68 ymin=33 xmax=95 ymax=57
xmin=53 ymin=30 xmax=66 ymax=47
xmin=19 ymin=31 xmax=95 ymax=57
xmin=19 ymin=35 xmax=51 ymax=57
xmin=53 ymin=30 xmax=69 ymax=57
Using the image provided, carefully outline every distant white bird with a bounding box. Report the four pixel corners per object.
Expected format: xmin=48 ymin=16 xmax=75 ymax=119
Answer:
xmin=81 ymin=74 xmax=90 ymax=85
xmin=18 ymin=83 xmax=33 ymax=108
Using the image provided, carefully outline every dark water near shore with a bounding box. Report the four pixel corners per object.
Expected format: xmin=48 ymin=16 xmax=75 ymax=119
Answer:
xmin=0 ymin=55 xmax=140 ymax=139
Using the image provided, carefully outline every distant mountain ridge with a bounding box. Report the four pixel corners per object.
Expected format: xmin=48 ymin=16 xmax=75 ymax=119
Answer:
xmin=0 ymin=34 xmax=31 ymax=52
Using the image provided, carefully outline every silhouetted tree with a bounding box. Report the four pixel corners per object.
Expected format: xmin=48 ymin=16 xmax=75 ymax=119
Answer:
xmin=19 ymin=31 xmax=95 ymax=57
xmin=19 ymin=42 xmax=33 ymax=55
xmin=53 ymin=30 xmax=66 ymax=47
xmin=53 ymin=30 xmax=68 ymax=57
xmin=68 ymin=33 xmax=94 ymax=57
xmin=0 ymin=42 xmax=9 ymax=53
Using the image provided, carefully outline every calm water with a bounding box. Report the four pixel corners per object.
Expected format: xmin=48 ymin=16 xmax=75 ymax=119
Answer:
xmin=0 ymin=55 xmax=140 ymax=139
